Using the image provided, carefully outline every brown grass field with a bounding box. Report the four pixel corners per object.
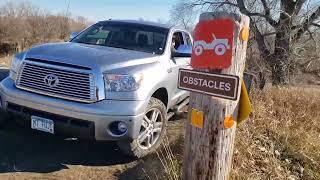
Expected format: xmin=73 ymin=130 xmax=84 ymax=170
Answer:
xmin=231 ymin=86 xmax=320 ymax=180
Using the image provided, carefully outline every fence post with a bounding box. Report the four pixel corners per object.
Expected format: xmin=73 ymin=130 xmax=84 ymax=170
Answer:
xmin=181 ymin=12 xmax=250 ymax=180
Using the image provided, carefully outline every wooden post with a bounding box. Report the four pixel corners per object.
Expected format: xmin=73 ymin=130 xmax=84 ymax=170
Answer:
xmin=182 ymin=12 xmax=250 ymax=180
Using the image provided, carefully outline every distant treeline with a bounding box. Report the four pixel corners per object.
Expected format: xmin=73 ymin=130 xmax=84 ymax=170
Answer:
xmin=0 ymin=2 xmax=91 ymax=56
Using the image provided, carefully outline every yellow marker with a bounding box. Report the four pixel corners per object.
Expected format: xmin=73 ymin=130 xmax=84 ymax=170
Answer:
xmin=191 ymin=108 xmax=204 ymax=129
xmin=240 ymin=27 xmax=249 ymax=41
xmin=224 ymin=116 xmax=234 ymax=129
xmin=237 ymin=80 xmax=252 ymax=124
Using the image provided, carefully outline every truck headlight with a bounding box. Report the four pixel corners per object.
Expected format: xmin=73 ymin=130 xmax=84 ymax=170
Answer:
xmin=9 ymin=56 xmax=22 ymax=81
xmin=103 ymin=74 xmax=143 ymax=92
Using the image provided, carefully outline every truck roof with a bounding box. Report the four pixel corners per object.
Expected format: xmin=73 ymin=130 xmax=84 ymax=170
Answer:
xmin=99 ymin=19 xmax=174 ymax=29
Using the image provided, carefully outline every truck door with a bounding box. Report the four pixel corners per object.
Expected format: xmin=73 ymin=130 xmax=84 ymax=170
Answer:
xmin=168 ymin=31 xmax=192 ymax=106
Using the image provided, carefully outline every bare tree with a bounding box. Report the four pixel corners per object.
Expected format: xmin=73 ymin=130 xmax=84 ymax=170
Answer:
xmin=170 ymin=0 xmax=197 ymax=31
xmin=70 ymin=16 xmax=90 ymax=32
xmin=0 ymin=2 xmax=90 ymax=56
xmin=171 ymin=0 xmax=320 ymax=85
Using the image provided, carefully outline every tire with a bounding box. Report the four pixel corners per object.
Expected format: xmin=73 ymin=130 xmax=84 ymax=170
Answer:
xmin=194 ymin=45 xmax=204 ymax=56
xmin=214 ymin=44 xmax=227 ymax=56
xmin=117 ymin=97 xmax=167 ymax=158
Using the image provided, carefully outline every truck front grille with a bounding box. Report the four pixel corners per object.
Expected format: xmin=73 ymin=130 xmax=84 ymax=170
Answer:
xmin=16 ymin=61 xmax=96 ymax=103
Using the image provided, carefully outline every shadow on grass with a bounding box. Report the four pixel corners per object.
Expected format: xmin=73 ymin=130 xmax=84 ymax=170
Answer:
xmin=0 ymin=112 xmax=135 ymax=174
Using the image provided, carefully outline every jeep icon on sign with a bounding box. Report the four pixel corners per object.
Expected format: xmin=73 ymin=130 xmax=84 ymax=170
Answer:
xmin=193 ymin=34 xmax=230 ymax=56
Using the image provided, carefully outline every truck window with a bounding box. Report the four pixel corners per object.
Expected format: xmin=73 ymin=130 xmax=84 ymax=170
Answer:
xmin=183 ymin=32 xmax=192 ymax=45
xmin=172 ymin=32 xmax=185 ymax=50
xmin=86 ymin=27 xmax=110 ymax=45
xmin=72 ymin=22 xmax=169 ymax=55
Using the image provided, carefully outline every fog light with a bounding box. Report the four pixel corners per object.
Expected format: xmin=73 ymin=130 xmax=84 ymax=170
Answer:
xmin=108 ymin=121 xmax=128 ymax=137
xmin=118 ymin=122 xmax=128 ymax=133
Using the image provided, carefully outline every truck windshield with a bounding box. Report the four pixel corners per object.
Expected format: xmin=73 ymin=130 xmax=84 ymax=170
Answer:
xmin=71 ymin=22 xmax=169 ymax=55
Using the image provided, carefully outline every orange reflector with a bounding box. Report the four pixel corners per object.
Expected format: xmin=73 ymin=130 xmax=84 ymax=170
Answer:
xmin=191 ymin=108 xmax=204 ymax=129
xmin=224 ymin=116 xmax=234 ymax=129
xmin=240 ymin=27 xmax=249 ymax=41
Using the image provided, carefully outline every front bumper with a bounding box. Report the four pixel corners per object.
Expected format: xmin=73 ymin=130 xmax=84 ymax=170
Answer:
xmin=0 ymin=78 xmax=148 ymax=141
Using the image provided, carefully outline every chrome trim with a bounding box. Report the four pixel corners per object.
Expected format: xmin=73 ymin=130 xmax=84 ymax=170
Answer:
xmin=16 ymin=61 xmax=97 ymax=103
xmin=23 ymin=60 xmax=91 ymax=74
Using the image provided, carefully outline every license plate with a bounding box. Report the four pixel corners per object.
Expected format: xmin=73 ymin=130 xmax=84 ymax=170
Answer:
xmin=31 ymin=116 xmax=54 ymax=134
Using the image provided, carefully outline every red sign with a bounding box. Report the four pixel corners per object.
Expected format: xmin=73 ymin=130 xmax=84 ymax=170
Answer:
xmin=191 ymin=19 xmax=234 ymax=69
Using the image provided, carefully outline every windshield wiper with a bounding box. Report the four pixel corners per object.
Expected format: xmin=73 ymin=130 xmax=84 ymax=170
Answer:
xmin=73 ymin=42 xmax=155 ymax=54
xmin=73 ymin=41 xmax=95 ymax=45
xmin=104 ymin=45 xmax=153 ymax=54
xmin=105 ymin=45 xmax=135 ymax=51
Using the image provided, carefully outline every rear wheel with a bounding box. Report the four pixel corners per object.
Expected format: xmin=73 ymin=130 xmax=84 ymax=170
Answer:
xmin=117 ymin=97 xmax=167 ymax=158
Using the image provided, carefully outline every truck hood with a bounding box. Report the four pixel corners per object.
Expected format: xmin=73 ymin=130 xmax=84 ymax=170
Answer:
xmin=25 ymin=42 xmax=158 ymax=71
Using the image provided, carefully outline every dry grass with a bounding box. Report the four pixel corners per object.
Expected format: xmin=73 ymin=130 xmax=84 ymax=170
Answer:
xmin=134 ymin=136 xmax=183 ymax=180
xmin=119 ymin=120 xmax=185 ymax=180
xmin=0 ymin=56 xmax=12 ymax=68
xmin=231 ymin=86 xmax=320 ymax=180
xmin=155 ymin=86 xmax=320 ymax=180
xmin=155 ymin=136 xmax=183 ymax=180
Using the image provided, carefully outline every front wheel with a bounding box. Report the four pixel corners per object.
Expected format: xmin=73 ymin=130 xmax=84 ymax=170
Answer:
xmin=117 ymin=97 xmax=167 ymax=158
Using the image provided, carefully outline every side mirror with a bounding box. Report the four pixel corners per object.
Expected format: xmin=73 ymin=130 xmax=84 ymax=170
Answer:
xmin=173 ymin=45 xmax=192 ymax=58
xmin=69 ymin=32 xmax=78 ymax=40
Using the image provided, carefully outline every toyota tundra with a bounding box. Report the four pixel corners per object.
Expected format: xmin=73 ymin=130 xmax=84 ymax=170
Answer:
xmin=0 ymin=20 xmax=192 ymax=157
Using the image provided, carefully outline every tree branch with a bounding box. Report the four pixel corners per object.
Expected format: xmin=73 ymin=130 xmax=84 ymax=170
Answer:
xmin=307 ymin=29 xmax=317 ymax=47
xmin=260 ymin=0 xmax=270 ymax=17
xmin=190 ymin=0 xmax=279 ymax=27
xmin=237 ymin=0 xmax=278 ymax=27
xmin=188 ymin=0 xmax=237 ymax=8
xmin=251 ymin=20 xmax=271 ymax=60
xmin=261 ymin=31 xmax=277 ymax=37
xmin=294 ymin=0 xmax=307 ymax=15
xmin=311 ymin=22 xmax=320 ymax=28
xmin=293 ymin=6 xmax=320 ymax=41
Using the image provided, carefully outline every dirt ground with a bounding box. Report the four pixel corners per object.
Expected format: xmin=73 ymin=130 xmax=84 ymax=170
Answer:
xmin=0 ymin=113 xmax=185 ymax=180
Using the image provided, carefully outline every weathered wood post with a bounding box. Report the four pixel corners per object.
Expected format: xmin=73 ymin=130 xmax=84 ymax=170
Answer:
xmin=179 ymin=12 xmax=250 ymax=180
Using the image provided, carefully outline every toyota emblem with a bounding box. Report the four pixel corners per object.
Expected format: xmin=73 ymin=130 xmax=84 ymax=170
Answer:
xmin=44 ymin=74 xmax=59 ymax=87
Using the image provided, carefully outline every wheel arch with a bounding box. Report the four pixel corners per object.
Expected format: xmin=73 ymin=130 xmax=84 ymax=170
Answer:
xmin=151 ymin=87 xmax=168 ymax=108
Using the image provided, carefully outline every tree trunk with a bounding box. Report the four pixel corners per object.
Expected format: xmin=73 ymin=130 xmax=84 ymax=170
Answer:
xmin=270 ymin=56 xmax=290 ymax=85
xmin=269 ymin=13 xmax=291 ymax=85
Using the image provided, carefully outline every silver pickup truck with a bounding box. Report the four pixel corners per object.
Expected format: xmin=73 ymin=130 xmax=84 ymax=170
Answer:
xmin=0 ymin=20 xmax=192 ymax=157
